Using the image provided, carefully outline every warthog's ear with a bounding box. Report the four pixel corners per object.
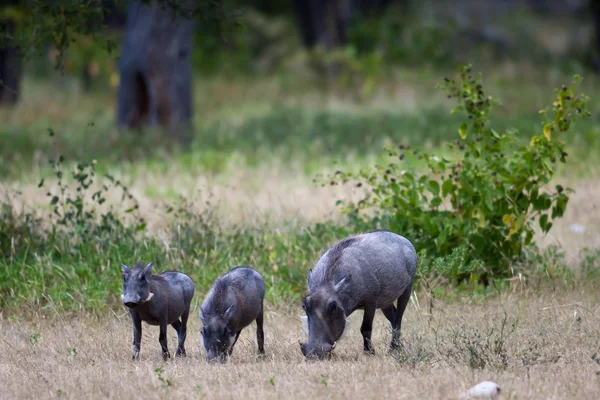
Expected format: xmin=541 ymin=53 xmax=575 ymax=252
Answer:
xmin=121 ymin=264 xmax=130 ymax=276
xmin=143 ymin=262 xmax=153 ymax=278
xmin=224 ymin=305 xmax=235 ymax=321
xmin=300 ymin=315 xmax=309 ymax=335
xmin=333 ymin=274 xmax=352 ymax=294
xmin=307 ymin=269 xmax=313 ymax=289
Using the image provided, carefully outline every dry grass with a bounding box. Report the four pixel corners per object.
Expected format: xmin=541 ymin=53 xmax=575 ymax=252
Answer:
xmin=2 ymin=289 xmax=599 ymax=399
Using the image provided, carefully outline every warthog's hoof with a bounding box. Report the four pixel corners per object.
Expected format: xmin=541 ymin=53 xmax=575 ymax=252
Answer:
xmin=132 ymin=349 xmax=140 ymax=360
xmin=175 ymin=348 xmax=186 ymax=357
xmin=162 ymin=352 xmax=171 ymax=361
xmin=363 ymin=347 xmax=376 ymax=356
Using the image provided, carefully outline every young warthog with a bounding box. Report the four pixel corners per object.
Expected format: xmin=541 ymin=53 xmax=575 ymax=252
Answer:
xmin=200 ymin=266 xmax=265 ymax=362
xmin=300 ymin=230 xmax=417 ymax=359
xmin=121 ymin=261 xmax=195 ymax=361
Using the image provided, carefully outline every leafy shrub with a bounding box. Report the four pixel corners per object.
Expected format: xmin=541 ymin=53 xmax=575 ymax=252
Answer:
xmin=326 ymin=64 xmax=591 ymax=280
xmin=39 ymin=130 xmax=145 ymax=242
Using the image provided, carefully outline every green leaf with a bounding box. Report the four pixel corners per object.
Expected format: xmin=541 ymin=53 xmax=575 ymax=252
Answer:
xmin=427 ymin=180 xmax=440 ymax=196
xmin=451 ymin=105 xmax=465 ymax=115
xmin=539 ymin=214 xmax=549 ymax=233
xmin=50 ymin=196 xmax=59 ymax=205
xmin=38 ymin=178 xmax=44 ymax=188
xmin=502 ymin=214 xmax=514 ymax=227
xmin=458 ymin=122 xmax=468 ymax=139
xmin=430 ymin=197 xmax=442 ymax=207
xmin=533 ymin=194 xmax=552 ymax=211
xmin=442 ymin=179 xmax=454 ymax=197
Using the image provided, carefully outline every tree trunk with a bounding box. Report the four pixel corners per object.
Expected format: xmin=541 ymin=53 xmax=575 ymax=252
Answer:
xmin=0 ymin=18 xmax=22 ymax=105
xmin=292 ymin=0 xmax=350 ymax=51
xmin=592 ymin=0 xmax=600 ymax=72
xmin=117 ymin=0 xmax=195 ymax=144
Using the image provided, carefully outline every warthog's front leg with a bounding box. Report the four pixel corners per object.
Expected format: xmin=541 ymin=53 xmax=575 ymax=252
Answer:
xmin=228 ymin=330 xmax=241 ymax=356
xmin=159 ymin=321 xmax=170 ymax=360
xmin=360 ymin=306 xmax=376 ymax=355
xmin=130 ymin=312 xmax=142 ymax=360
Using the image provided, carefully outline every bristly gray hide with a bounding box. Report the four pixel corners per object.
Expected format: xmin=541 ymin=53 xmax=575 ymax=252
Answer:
xmin=200 ymin=266 xmax=266 ymax=362
xmin=121 ymin=261 xmax=195 ymax=361
xmin=300 ymin=230 xmax=417 ymax=359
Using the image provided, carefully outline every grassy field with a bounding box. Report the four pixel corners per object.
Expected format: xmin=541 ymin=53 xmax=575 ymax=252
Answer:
xmin=1 ymin=51 xmax=600 ymax=399
xmin=2 ymin=289 xmax=599 ymax=399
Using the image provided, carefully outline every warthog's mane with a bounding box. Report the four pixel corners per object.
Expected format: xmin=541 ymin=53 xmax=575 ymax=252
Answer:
xmin=324 ymin=235 xmax=361 ymax=281
xmin=129 ymin=262 xmax=167 ymax=281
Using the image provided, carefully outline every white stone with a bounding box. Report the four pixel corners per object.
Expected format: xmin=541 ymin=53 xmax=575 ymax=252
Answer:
xmin=460 ymin=381 xmax=501 ymax=399
xmin=569 ymin=224 xmax=586 ymax=234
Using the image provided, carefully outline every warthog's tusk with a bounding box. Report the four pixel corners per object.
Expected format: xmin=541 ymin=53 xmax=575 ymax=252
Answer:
xmin=143 ymin=292 xmax=154 ymax=302
xmin=331 ymin=342 xmax=336 ymax=351
xmin=298 ymin=340 xmax=303 ymax=346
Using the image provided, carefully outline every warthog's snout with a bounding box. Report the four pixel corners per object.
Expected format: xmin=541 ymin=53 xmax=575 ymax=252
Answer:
xmin=122 ymin=294 xmax=141 ymax=308
xmin=122 ymin=292 xmax=154 ymax=309
xmin=300 ymin=341 xmax=336 ymax=360
xmin=206 ymin=351 xmax=227 ymax=364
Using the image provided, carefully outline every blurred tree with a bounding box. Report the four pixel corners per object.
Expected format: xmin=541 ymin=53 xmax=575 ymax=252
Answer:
xmin=116 ymin=0 xmax=195 ymax=143
xmin=0 ymin=1 xmax=21 ymax=105
xmin=292 ymin=0 xmax=350 ymax=51
xmin=591 ymin=0 xmax=600 ymax=72
xmin=0 ymin=0 xmax=233 ymax=143
xmin=291 ymin=0 xmax=398 ymax=51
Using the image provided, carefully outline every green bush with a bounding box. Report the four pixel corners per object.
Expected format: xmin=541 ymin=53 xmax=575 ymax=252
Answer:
xmin=326 ymin=64 xmax=591 ymax=281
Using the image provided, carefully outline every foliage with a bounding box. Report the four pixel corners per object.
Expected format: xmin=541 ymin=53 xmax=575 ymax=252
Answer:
xmin=0 ymin=0 xmax=238 ymax=70
xmin=40 ymin=129 xmax=146 ymax=241
xmin=0 ymin=135 xmax=351 ymax=311
xmin=326 ymin=64 xmax=591 ymax=281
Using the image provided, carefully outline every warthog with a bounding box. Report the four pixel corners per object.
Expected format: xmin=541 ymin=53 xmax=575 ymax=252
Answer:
xmin=200 ymin=266 xmax=265 ymax=362
xmin=300 ymin=230 xmax=417 ymax=359
xmin=121 ymin=261 xmax=195 ymax=360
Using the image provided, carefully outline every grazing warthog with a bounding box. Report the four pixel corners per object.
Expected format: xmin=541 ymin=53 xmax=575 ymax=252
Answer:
xmin=300 ymin=230 xmax=417 ymax=359
xmin=121 ymin=261 xmax=195 ymax=361
xmin=200 ymin=267 xmax=265 ymax=362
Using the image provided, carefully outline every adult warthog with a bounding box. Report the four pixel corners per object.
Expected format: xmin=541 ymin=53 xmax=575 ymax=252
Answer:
xmin=300 ymin=230 xmax=417 ymax=359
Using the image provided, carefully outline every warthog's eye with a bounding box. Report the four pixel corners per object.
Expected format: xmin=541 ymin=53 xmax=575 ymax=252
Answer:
xmin=302 ymin=298 xmax=310 ymax=312
xmin=201 ymin=327 xmax=206 ymax=336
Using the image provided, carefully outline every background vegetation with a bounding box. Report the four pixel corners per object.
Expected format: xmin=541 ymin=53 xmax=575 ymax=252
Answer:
xmin=1 ymin=0 xmax=599 ymax=316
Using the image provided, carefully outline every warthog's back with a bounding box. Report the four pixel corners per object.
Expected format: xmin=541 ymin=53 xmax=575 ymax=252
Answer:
xmin=157 ymin=271 xmax=195 ymax=308
xmin=202 ymin=267 xmax=265 ymax=326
